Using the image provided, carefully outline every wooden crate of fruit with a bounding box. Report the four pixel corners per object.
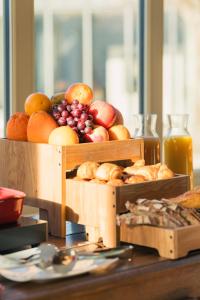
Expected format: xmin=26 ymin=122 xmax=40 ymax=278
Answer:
xmin=0 ymin=138 xmax=143 ymax=237
xmin=66 ymin=163 xmax=190 ymax=248
xmin=3 ymin=81 xmax=143 ymax=237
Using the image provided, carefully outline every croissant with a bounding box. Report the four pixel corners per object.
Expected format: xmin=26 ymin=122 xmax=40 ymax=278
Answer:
xmin=90 ymin=178 xmax=107 ymax=184
xmin=125 ymin=175 xmax=146 ymax=184
xmin=95 ymin=163 xmax=123 ymax=181
xmin=157 ymin=164 xmax=174 ymax=180
xmin=134 ymin=159 xmax=145 ymax=167
xmin=77 ymin=161 xmax=100 ymax=180
xmin=124 ymin=165 xmax=160 ymax=181
xmin=107 ymin=179 xmax=124 ymax=186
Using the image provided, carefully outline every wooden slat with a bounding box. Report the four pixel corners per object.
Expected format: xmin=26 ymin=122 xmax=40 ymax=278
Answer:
xmin=66 ymin=180 xmax=117 ymax=247
xmin=175 ymin=225 xmax=200 ymax=258
xmin=63 ymin=139 xmax=144 ymax=170
xmin=120 ymin=224 xmax=200 ymax=259
xmin=116 ymin=174 xmax=190 ymax=213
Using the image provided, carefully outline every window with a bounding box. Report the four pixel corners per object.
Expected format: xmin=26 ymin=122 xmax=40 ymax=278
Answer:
xmin=34 ymin=0 xmax=139 ymax=132
xmin=0 ymin=0 xmax=4 ymax=136
xmin=163 ymin=0 xmax=200 ymax=184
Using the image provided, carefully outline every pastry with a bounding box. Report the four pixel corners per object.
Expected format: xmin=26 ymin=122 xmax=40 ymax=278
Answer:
xmin=107 ymin=179 xmax=124 ymax=186
xmin=124 ymin=162 xmax=174 ymax=182
xmin=90 ymin=178 xmax=107 ymax=184
xmin=157 ymin=164 xmax=174 ymax=180
xmin=124 ymin=165 xmax=159 ymax=181
xmin=125 ymin=175 xmax=146 ymax=184
xmin=95 ymin=163 xmax=123 ymax=181
xmin=134 ymin=159 xmax=145 ymax=167
xmin=169 ymin=188 xmax=200 ymax=208
xmin=77 ymin=161 xmax=100 ymax=180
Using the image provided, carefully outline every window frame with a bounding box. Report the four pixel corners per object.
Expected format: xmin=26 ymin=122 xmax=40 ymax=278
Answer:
xmin=144 ymin=0 xmax=163 ymax=140
xmin=9 ymin=0 xmax=34 ymax=114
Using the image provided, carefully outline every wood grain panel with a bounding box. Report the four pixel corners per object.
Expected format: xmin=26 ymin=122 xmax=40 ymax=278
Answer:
xmin=116 ymin=174 xmax=190 ymax=213
xmin=120 ymin=224 xmax=200 ymax=259
xmin=63 ymin=139 xmax=144 ymax=170
xmin=0 ymin=139 xmax=65 ymax=236
xmin=66 ymin=180 xmax=117 ymax=247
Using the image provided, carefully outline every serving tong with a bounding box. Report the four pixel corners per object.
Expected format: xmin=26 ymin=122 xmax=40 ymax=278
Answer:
xmin=16 ymin=243 xmax=134 ymax=273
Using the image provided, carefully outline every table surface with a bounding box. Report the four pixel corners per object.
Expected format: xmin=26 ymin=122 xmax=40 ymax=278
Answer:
xmin=1 ymin=234 xmax=200 ymax=300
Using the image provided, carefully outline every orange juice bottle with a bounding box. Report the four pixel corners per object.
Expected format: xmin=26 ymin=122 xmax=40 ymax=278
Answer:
xmin=133 ymin=114 xmax=160 ymax=165
xmin=164 ymin=114 xmax=193 ymax=183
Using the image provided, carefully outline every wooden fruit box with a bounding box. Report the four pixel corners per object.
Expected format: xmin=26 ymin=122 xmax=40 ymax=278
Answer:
xmin=120 ymin=223 xmax=200 ymax=259
xmin=0 ymin=138 xmax=143 ymax=237
xmin=66 ymin=174 xmax=190 ymax=248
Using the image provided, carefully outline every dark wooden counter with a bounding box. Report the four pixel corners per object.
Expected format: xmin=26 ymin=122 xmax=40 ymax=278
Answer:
xmin=1 ymin=235 xmax=200 ymax=300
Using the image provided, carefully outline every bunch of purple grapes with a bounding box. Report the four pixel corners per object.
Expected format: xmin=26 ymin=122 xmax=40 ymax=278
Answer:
xmin=51 ymin=99 xmax=94 ymax=137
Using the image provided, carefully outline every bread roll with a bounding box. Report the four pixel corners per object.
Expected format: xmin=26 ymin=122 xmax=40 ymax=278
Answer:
xmin=107 ymin=179 xmax=124 ymax=186
xmin=96 ymin=163 xmax=123 ymax=181
xmin=125 ymin=175 xmax=146 ymax=184
xmin=77 ymin=161 xmax=100 ymax=180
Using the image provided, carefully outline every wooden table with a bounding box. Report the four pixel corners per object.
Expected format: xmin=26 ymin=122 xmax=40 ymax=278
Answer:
xmin=1 ymin=235 xmax=200 ymax=300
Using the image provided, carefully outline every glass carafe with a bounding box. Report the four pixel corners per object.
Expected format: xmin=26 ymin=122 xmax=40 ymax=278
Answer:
xmin=133 ymin=114 xmax=160 ymax=165
xmin=164 ymin=114 xmax=193 ymax=180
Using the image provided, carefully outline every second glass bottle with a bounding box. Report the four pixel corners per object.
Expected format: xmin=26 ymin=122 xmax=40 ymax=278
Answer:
xmin=133 ymin=114 xmax=160 ymax=165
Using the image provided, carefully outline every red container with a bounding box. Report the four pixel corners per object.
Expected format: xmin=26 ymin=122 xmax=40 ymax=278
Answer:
xmin=0 ymin=187 xmax=26 ymax=225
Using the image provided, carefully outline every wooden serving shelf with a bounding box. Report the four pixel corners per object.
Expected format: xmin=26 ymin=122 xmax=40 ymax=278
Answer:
xmin=120 ymin=223 xmax=200 ymax=259
xmin=66 ymin=174 xmax=190 ymax=248
xmin=0 ymin=138 xmax=143 ymax=237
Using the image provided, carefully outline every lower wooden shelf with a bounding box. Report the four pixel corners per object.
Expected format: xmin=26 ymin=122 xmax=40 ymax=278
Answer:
xmin=120 ymin=223 xmax=200 ymax=259
xmin=66 ymin=174 xmax=190 ymax=248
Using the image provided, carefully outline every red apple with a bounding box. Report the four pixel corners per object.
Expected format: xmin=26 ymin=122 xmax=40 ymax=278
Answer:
xmin=114 ymin=108 xmax=124 ymax=125
xmin=84 ymin=126 xmax=109 ymax=143
xmin=89 ymin=100 xmax=116 ymax=129
xmin=65 ymin=82 xmax=93 ymax=105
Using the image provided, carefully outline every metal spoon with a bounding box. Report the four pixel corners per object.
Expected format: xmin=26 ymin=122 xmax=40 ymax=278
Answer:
xmin=52 ymin=249 xmax=77 ymax=273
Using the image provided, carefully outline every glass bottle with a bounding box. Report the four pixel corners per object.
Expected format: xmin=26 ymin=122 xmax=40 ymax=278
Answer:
xmin=164 ymin=114 xmax=193 ymax=180
xmin=133 ymin=114 xmax=160 ymax=165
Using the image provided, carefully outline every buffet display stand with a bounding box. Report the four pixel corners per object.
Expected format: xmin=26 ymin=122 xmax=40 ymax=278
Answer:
xmin=0 ymin=138 xmax=143 ymax=237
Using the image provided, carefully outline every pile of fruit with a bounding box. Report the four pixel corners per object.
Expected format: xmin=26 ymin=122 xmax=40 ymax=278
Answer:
xmin=6 ymin=83 xmax=131 ymax=146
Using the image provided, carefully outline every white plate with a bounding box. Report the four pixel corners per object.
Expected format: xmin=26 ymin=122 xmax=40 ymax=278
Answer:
xmin=0 ymin=248 xmax=118 ymax=282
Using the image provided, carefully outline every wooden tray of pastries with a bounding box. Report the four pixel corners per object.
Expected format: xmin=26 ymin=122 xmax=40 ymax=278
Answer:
xmin=66 ymin=160 xmax=190 ymax=248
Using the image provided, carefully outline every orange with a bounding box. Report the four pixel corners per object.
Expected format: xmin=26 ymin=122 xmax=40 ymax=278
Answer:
xmin=24 ymin=92 xmax=51 ymax=116
xmin=108 ymin=125 xmax=131 ymax=140
xmin=6 ymin=112 xmax=29 ymax=141
xmin=27 ymin=111 xmax=58 ymax=143
xmin=65 ymin=83 xmax=93 ymax=105
xmin=48 ymin=126 xmax=79 ymax=146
